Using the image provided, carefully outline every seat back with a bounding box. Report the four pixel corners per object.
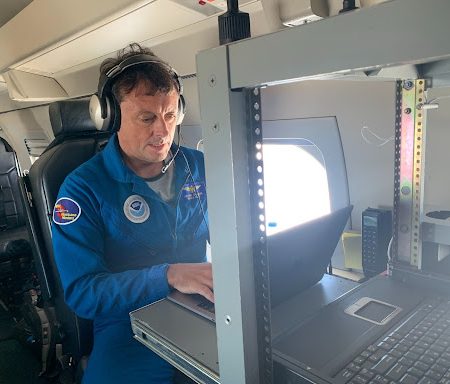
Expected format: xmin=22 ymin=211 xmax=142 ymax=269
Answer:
xmin=0 ymin=139 xmax=26 ymax=231
xmin=0 ymin=140 xmax=32 ymax=300
xmin=23 ymin=99 xmax=111 ymax=361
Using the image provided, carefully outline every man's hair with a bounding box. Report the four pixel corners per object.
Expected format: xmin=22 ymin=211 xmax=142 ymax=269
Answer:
xmin=100 ymin=43 xmax=180 ymax=103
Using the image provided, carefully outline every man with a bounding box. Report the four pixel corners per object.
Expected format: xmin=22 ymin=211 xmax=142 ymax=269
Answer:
xmin=52 ymin=43 xmax=212 ymax=383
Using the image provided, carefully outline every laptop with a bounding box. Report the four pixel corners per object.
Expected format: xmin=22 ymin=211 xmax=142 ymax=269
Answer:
xmin=129 ymin=206 xmax=352 ymax=382
xmin=165 ymin=205 xmax=353 ymax=323
xmin=132 ymin=203 xmax=450 ymax=384
xmin=272 ymin=219 xmax=450 ymax=383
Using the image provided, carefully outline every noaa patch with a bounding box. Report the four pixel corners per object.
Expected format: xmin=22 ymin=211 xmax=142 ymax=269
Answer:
xmin=53 ymin=197 xmax=81 ymax=225
xmin=123 ymin=195 xmax=150 ymax=224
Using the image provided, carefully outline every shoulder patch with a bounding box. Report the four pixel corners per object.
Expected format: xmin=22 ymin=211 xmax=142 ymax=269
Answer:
xmin=53 ymin=197 xmax=82 ymax=225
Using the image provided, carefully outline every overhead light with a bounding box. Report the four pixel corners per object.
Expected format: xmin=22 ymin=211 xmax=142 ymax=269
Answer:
xmin=170 ymin=0 xmax=228 ymax=17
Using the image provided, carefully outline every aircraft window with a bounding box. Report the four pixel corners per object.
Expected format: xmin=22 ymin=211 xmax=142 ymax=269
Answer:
xmin=29 ymin=155 xmax=39 ymax=164
xmin=24 ymin=138 xmax=50 ymax=164
xmin=263 ymin=142 xmax=330 ymax=236
xmin=188 ymin=118 xmax=348 ymax=261
xmin=262 ymin=117 xmax=349 ymax=268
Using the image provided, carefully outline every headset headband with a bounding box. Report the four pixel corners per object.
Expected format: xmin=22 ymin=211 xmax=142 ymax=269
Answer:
xmin=97 ymin=53 xmax=184 ymax=119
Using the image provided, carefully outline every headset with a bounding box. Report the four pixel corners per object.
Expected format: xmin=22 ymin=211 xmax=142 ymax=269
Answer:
xmin=89 ymin=53 xmax=186 ymax=131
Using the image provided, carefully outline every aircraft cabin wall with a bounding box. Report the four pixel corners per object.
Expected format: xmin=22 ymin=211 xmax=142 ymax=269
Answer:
xmin=261 ymin=80 xmax=396 ymax=232
xmin=422 ymin=87 xmax=450 ymax=211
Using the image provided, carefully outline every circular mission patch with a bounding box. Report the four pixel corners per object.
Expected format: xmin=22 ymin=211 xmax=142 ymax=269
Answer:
xmin=53 ymin=197 xmax=82 ymax=225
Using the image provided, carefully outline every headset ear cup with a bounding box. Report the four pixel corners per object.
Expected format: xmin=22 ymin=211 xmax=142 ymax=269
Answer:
xmin=176 ymin=94 xmax=186 ymax=126
xmin=89 ymin=94 xmax=113 ymax=131
xmin=89 ymin=95 xmax=104 ymax=130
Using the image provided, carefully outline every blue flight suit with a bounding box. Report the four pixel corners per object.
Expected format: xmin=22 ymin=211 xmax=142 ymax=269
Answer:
xmin=52 ymin=134 xmax=208 ymax=383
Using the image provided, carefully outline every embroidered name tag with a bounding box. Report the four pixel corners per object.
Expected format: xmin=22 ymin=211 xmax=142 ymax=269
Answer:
xmin=182 ymin=182 xmax=206 ymax=201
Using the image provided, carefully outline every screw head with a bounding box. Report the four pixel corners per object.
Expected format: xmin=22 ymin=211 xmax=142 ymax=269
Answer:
xmin=403 ymin=80 xmax=414 ymax=90
xmin=401 ymin=186 xmax=411 ymax=195
xmin=209 ymin=75 xmax=217 ymax=87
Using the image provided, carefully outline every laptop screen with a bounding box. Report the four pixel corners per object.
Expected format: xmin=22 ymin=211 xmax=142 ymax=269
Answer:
xmin=268 ymin=205 xmax=353 ymax=307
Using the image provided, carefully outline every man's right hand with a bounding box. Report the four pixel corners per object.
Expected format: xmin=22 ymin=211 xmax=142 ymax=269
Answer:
xmin=166 ymin=263 xmax=214 ymax=302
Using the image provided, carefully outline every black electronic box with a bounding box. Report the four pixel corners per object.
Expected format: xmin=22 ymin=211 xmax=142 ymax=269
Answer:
xmin=362 ymin=208 xmax=392 ymax=278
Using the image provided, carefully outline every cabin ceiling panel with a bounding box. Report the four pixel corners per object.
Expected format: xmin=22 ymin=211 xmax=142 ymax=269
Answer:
xmin=52 ymin=1 xmax=263 ymax=99
xmin=0 ymin=0 xmax=32 ymax=28
xmin=14 ymin=1 xmax=206 ymax=75
xmin=4 ymin=0 xmax=255 ymax=77
xmin=0 ymin=0 xmax=158 ymax=73
xmin=0 ymin=75 xmax=6 ymax=93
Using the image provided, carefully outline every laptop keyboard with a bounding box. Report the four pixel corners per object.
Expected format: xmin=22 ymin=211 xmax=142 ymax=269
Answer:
xmin=196 ymin=296 xmax=215 ymax=314
xmin=335 ymin=298 xmax=450 ymax=384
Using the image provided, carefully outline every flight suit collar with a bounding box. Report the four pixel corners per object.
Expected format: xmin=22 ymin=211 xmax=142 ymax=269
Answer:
xmin=103 ymin=134 xmax=190 ymax=200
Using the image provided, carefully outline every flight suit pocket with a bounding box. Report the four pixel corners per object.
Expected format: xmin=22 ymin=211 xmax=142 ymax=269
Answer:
xmin=103 ymin=203 xmax=170 ymax=258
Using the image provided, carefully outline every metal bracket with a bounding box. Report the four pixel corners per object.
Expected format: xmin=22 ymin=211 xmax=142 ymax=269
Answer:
xmin=246 ymin=87 xmax=273 ymax=384
xmin=392 ymin=79 xmax=426 ymax=269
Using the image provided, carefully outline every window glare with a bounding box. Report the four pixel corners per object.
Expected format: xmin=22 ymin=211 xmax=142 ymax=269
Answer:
xmin=263 ymin=144 xmax=330 ymax=236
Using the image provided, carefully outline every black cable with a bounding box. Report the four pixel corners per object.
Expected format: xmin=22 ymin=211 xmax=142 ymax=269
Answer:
xmin=161 ymin=126 xmax=181 ymax=174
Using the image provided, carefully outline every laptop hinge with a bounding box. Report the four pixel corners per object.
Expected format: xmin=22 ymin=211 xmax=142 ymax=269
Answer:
xmin=392 ymin=265 xmax=450 ymax=296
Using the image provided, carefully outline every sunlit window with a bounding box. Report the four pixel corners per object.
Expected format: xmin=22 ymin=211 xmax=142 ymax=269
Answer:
xmin=263 ymin=143 xmax=330 ymax=236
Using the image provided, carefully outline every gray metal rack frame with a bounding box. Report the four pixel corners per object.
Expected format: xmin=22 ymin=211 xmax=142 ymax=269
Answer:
xmin=196 ymin=0 xmax=450 ymax=383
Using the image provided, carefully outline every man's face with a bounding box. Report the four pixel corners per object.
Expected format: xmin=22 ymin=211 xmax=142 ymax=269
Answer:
xmin=117 ymin=80 xmax=179 ymax=174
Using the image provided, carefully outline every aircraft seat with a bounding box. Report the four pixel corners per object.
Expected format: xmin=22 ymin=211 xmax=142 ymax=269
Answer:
xmin=0 ymin=140 xmax=26 ymax=231
xmin=20 ymin=99 xmax=111 ymax=377
xmin=0 ymin=140 xmax=32 ymax=294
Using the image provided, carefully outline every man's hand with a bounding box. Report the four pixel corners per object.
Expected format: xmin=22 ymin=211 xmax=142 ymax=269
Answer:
xmin=167 ymin=263 xmax=214 ymax=302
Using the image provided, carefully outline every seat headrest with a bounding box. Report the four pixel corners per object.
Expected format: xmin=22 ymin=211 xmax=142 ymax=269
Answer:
xmin=49 ymin=99 xmax=98 ymax=138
